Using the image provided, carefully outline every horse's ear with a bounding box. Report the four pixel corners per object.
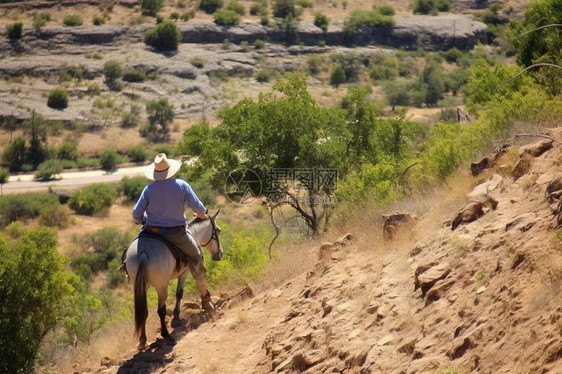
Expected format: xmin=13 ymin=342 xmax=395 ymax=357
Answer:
xmin=212 ymin=208 xmax=221 ymax=220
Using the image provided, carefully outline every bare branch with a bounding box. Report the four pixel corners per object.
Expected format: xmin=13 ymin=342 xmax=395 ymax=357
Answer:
xmin=509 ymin=24 xmax=562 ymax=40
xmin=497 ymin=132 xmax=559 ymax=144
xmin=513 ymin=133 xmax=558 ymax=142
xmin=495 ymin=63 xmax=562 ymax=90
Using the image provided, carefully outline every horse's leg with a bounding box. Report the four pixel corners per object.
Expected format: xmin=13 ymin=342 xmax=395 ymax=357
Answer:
xmin=156 ymin=286 xmax=170 ymax=339
xmin=172 ymin=271 xmax=188 ymax=327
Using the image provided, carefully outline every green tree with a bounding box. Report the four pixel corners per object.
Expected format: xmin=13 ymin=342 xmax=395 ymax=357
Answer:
xmin=2 ymin=136 xmax=27 ymax=172
xmin=143 ymin=21 xmax=182 ymax=51
xmin=178 ymin=73 xmax=418 ymax=234
xmin=47 ymin=87 xmax=69 ymax=109
xmin=273 ymin=0 xmax=295 ymax=19
xmin=146 ymin=98 xmax=175 ymax=133
xmin=383 ymin=81 xmax=411 ymax=111
xmin=506 ymin=0 xmax=562 ymax=95
xmin=69 ymin=183 xmax=117 ymax=216
xmin=0 ymin=227 xmax=72 ymax=374
xmin=6 ymin=21 xmax=23 ymax=39
xmin=140 ymin=0 xmax=164 ymax=15
xmin=103 ymin=60 xmax=122 ymax=81
xmin=419 ymin=63 xmax=446 ymax=106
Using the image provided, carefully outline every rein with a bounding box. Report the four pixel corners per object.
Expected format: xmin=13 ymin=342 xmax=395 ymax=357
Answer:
xmin=198 ymin=215 xmax=219 ymax=247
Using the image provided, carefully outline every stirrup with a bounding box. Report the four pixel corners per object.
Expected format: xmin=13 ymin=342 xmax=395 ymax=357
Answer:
xmin=201 ymin=292 xmax=214 ymax=311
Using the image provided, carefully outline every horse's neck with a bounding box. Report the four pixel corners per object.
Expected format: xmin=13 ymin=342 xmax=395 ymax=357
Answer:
xmin=189 ymin=221 xmax=210 ymax=243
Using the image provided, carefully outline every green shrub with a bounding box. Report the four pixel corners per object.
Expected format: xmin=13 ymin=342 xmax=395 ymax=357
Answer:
xmin=126 ymin=144 xmax=147 ymax=162
xmin=6 ymin=221 xmax=24 ymax=238
xmin=377 ymin=5 xmax=395 ymax=16
xmin=313 ymin=12 xmax=329 ymax=30
xmin=199 ymin=0 xmax=223 ymax=14
xmin=307 ymin=54 xmax=322 ymax=74
xmin=47 ymin=87 xmax=69 ymax=109
xmin=33 ymin=12 xmax=51 ymax=28
xmin=435 ymin=0 xmax=450 ymax=12
xmin=226 ymin=0 xmax=245 ymax=15
xmin=122 ymin=68 xmax=147 ymax=82
xmin=57 ymin=140 xmax=78 ymax=160
xmin=71 ymin=227 xmax=132 ymax=276
xmin=121 ymin=106 xmax=141 ymax=128
xmin=250 ymin=1 xmax=267 ymax=15
xmin=256 ymin=69 xmax=274 ymax=82
xmin=180 ymin=10 xmax=196 ymax=21
xmin=69 ymin=183 xmax=117 ymax=216
xmin=344 ymin=8 xmax=395 ymax=34
xmin=100 ymin=149 xmax=120 ymax=171
xmin=170 ymin=11 xmax=180 ymax=20
xmin=184 ymin=221 xmax=269 ymax=292
xmin=0 ymin=228 xmax=71 ymax=374
xmin=330 ymin=65 xmax=346 ymax=86
xmin=191 ymin=58 xmax=205 ymax=68
xmin=103 ymin=60 xmax=122 ymax=81
xmin=6 ymin=21 xmax=23 ymax=39
xmin=0 ymin=193 xmax=58 ymax=226
xmin=156 ymin=14 xmax=165 ymax=23
xmin=76 ymin=157 xmax=100 ymax=169
xmin=35 ymin=159 xmax=63 ymax=180
xmin=63 ymin=14 xmax=83 ymax=26
xmin=92 ymin=15 xmax=106 ymax=25
xmin=39 ymin=204 xmax=71 ymax=228
xmin=143 ymin=21 xmax=182 ymax=51
xmin=254 ymin=39 xmax=265 ymax=49
xmin=140 ymin=0 xmax=164 ymax=15
xmin=118 ymin=176 xmax=147 ymax=203
xmin=213 ymin=9 xmax=241 ymax=26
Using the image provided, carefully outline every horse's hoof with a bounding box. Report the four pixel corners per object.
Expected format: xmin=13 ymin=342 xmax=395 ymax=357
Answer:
xmin=137 ymin=342 xmax=149 ymax=351
xmin=171 ymin=317 xmax=181 ymax=328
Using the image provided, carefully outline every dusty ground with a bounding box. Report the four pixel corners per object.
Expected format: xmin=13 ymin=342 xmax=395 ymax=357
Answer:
xmin=39 ymin=125 xmax=562 ymax=374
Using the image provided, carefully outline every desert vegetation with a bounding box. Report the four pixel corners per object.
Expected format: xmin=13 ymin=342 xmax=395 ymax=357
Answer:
xmin=0 ymin=0 xmax=561 ymax=372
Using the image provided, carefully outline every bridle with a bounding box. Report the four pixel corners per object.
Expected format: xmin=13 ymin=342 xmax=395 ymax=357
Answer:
xmin=199 ymin=215 xmax=220 ymax=247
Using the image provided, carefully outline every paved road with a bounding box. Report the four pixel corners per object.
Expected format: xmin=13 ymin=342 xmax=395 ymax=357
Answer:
xmin=3 ymin=165 xmax=147 ymax=195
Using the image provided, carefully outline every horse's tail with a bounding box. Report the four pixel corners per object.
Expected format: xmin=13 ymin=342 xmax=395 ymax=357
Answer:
xmin=134 ymin=252 xmax=148 ymax=338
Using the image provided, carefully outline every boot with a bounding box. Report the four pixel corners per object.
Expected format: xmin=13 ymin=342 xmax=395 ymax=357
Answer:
xmin=201 ymin=291 xmax=215 ymax=311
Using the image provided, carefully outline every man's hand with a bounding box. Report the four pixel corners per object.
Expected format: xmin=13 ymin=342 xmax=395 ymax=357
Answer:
xmin=194 ymin=213 xmax=207 ymax=220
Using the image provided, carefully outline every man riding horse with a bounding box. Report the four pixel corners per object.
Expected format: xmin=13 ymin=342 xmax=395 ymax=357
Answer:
xmin=132 ymin=153 xmax=214 ymax=311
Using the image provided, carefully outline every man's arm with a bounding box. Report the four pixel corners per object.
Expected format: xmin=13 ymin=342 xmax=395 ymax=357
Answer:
xmin=182 ymin=181 xmax=207 ymax=218
xmin=132 ymin=187 xmax=149 ymax=224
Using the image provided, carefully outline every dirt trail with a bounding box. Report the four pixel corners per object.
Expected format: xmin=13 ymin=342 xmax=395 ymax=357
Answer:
xmin=78 ymin=127 xmax=562 ymax=374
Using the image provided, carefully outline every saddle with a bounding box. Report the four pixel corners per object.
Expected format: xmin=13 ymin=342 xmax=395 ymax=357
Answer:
xmin=120 ymin=232 xmax=188 ymax=277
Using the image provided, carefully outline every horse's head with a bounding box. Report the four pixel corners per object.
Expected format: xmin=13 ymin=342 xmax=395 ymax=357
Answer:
xmin=190 ymin=209 xmax=223 ymax=261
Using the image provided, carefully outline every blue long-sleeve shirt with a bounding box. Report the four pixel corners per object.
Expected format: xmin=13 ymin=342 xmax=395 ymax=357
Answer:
xmin=132 ymin=178 xmax=206 ymax=227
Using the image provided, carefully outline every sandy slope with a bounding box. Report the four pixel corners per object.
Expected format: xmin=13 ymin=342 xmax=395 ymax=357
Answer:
xmin=74 ymin=127 xmax=562 ymax=374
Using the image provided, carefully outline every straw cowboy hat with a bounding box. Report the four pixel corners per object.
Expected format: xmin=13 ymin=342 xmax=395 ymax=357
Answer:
xmin=145 ymin=153 xmax=182 ymax=181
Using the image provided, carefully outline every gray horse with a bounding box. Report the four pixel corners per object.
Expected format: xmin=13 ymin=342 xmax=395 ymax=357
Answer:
xmin=124 ymin=210 xmax=223 ymax=350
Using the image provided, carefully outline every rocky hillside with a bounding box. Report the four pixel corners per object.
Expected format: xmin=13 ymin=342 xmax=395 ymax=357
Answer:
xmin=69 ymin=128 xmax=562 ymax=374
xmin=0 ymin=15 xmax=486 ymax=125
